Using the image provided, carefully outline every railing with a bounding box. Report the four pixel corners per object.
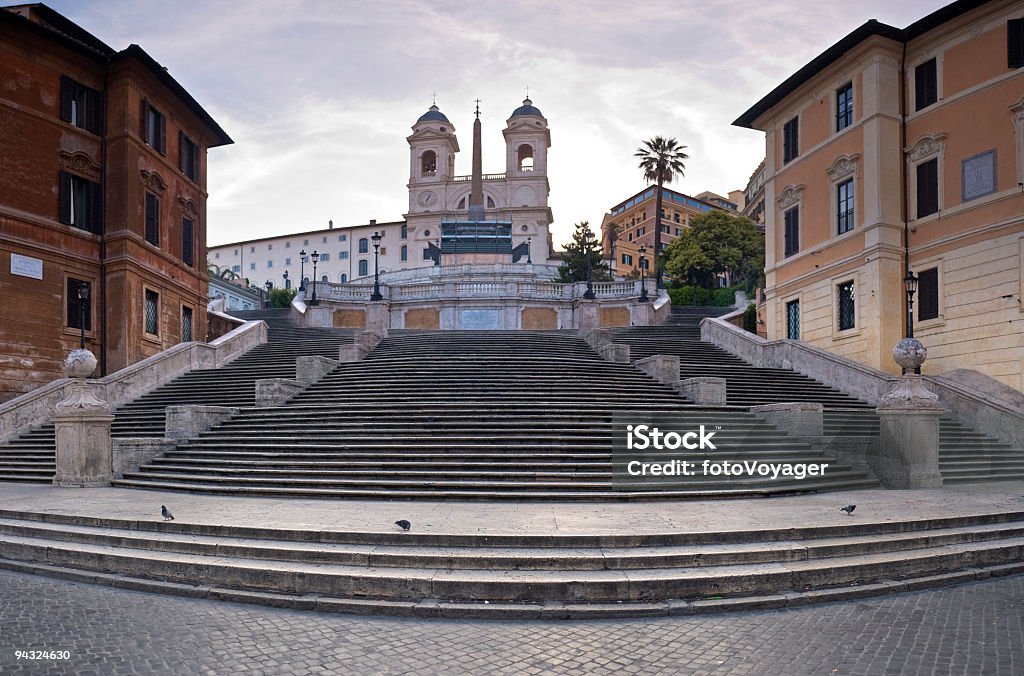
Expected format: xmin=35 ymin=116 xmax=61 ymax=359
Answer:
xmin=384 ymin=279 xmax=639 ymax=301
xmin=451 ymin=173 xmax=507 ymax=182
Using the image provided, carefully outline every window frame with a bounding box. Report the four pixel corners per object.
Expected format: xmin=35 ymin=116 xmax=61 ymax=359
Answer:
xmin=58 ymin=171 xmax=103 ymax=234
xmin=179 ymin=131 xmax=199 ymax=181
xmin=140 ymin=98 xmax=167 ymax=155
xmin=836 ymin=178 xmax=855 ymax=235
xmin=836 ymin=279 xmax=857 ymax=333
xmin=181 ymin=217 xmax=194 ymax=267
xmin=913 ymin=57 xmax=939 ymax=112
xmin=907 ymin=134 xmax=946 ymax=222
xmin=784 ymin=298 xmax=800 ymax=340
xmin=835 ymin=82 xmax=853 ymax=132
xmin=782 ymin=116 xmax=799 ymax=164
xmin=783 ymin=206 xmax=800 ymax=258
xmin=917 ymin=267 xmax=940 ymax=323
xmin=358 ymin=259 xmax=368 ymax=276
xmin=180 ymin=304 xmax=194 ymax=343
xmin=143 ymin=287 xmax=160 ymax=339
xmin=60 ymin=76 xmax=103 ymax=135
xmin=144 ymin=192 xmax=160 ymax=246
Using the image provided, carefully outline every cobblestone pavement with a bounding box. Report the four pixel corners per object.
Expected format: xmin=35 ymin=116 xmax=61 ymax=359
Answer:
xmin=1 ymin=571 xmax=1022 ymax=675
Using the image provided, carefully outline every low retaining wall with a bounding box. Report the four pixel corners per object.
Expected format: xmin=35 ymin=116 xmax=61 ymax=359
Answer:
xmin=701 ymin=316 xmax=1024 ymax=449
xmin=0 ymin=321 xmax=267 ymax=445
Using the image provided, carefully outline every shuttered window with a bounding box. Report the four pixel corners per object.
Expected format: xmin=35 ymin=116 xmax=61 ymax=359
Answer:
xmin=179 ymin=132 xmax=199 ymax=181
xmin=181 ymin=217 xmax=194 ymax=267
xmin=916 ymin=159 xmax=939 ymax=218
xmin=66 ymin=278 xmax=91 ymax=331
xmin=58 ymin=172 xmax=103 ymax=234
xmin=783 ymin=117 xmax=799 ymax=164
xmin=918 ymin=268 xmax=939 ymax=321
xmin=145 ymin=193 xmax=160 ymax=246
xmin=784 ymin=207 xmax=800 ymax=257
xmin=915 ymin=58 xmax=938 ymax=111
xmin=60 ymin=76 xmax=103 ymax=134
xmin=140 ymin=99 xmax=166 ymax=154
xmin=1009 ymin=18 xmax=1024 ymax=68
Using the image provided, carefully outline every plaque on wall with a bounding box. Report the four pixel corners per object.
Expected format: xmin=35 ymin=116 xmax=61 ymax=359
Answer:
xmin=962 ymin=150 xmax=996 ymax=202
xmin=10 ymin=253 xmax=43 ymax=280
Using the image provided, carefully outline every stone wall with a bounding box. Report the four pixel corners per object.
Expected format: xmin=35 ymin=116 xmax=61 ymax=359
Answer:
xmin=405 ymin=308 xmax=440 ymax=329
xmin=521 ymin=307 xmax=557 ymax=330
xmin=333 ymin=309 xmax=366 ymax=329
xmin=599 ymin=306 xmax=630 ymax=327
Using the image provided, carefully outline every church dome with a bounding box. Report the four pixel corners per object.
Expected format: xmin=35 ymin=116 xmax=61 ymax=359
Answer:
xmin=511 ymin=98 xmax=543 ymax=118
xmin=417 ymin=104 xmax=450 ymax=124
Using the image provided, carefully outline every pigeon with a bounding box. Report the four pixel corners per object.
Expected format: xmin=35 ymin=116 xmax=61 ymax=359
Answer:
xmin=161 ymin=505 xmax=174 ymax=521
xmin=840 ymin=505 xmax=856 ymax=515
xmin=395 ymin=519 xmax=411 ymax=531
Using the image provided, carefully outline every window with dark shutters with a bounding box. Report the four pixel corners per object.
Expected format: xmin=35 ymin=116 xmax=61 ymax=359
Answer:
xmin=1010 ymin=18 xmax=1024 ymax=68
xmin=60 ymin=76 xmax=103 ymax=134
xmin=181 ymin=218 xmax=194 ymax=266
xmin=915 ymin=59 xmax=938 ymax=110
xmin=145 ymin=193 xmax=160 ymax=246
xmin=179 ymin=131 xmax=199 ymax=181
xmin=784 ymin=207 xmax=799 ymax=257
xmin=916 ymin=159 xmax=939 ymax=218
xmin=783 ymin=117 xmax=799 ymax=163
xmin=918 ymin=268 xmax=939 ymax=321
xmin=66 ymin=278 xmax=91 ymax=331
xmin=141 ymin=99 xmax=166 ymax=154
xmin=59 ymin=171 xmax=103 ymax=234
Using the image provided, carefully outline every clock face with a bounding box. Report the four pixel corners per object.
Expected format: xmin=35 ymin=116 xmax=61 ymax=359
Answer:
xmin=417 ymin=190 xmax=437 ymax=208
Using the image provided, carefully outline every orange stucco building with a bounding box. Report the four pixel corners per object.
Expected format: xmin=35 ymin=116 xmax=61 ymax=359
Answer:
xmin=0 ymin=4 xmax=232 ymax=402
xmin=735 ymin=0 xmax=1024 ymax=388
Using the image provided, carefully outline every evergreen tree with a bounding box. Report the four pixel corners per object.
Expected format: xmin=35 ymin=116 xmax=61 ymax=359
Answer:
xmin=556 ymin=221 xmax=609 ymax=283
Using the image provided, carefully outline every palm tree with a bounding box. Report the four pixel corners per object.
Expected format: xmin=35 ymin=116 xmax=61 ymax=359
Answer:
xmin=636 ymin=136 xmax=688 ymax=289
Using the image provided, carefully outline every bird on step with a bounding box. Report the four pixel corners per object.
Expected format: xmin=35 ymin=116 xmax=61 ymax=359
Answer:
xmin=161 ymin=505 xmax=175 ymax=521
xmin=395 ymin=520 xmax=411 ymax=531
xmin=840 ymin=505 xmax=856 ymax=515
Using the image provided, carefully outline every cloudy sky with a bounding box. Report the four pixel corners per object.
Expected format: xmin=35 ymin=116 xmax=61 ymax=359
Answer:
xmin=49 ymin=0 xmax=945 ymax=247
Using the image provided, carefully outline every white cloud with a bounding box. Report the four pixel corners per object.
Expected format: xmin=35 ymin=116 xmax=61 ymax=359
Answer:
xmin=47 ymin=0 xmax=947 ymax=247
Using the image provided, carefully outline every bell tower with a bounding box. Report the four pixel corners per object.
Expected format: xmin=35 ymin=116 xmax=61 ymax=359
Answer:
xmin=502 ymin=98 xmax=553 ymax=265
xmin=407 ymin=103 xmax=459 ymax=214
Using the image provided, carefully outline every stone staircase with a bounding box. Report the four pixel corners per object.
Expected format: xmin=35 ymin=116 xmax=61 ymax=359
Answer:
xmin=112 ymin=330 xmax=878 ymax=499
xmin=628 ymin=305 xmax=1024 ymax=484
xmin=0 ymin=507 xmax=1021 ymax=619
xmin=0 ymin=310 xmax=354 ymax=483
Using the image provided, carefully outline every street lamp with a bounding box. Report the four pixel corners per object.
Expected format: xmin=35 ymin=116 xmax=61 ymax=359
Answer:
xmin=299 ymin=250 xmax=308 ymax=291
xmin=264 ymin=280 xmax=273 ymax=309
xmin=582 ymin=228 xmax=596 ymax=299
xmin=526 ymin=236 xmax=532 ymax=265
xmin=309 ymin=250 xmax=320 ymax=306
xmin=638 ymin=245 xmax=649 ymax=303
xmin=282 ymin=269 xmax=289 ymax=290
xmin=370 ymin=231 xmax=383 ymax=301
xmin=76 ymin=282 xmax=89 ymax=349
xmin=903 ymin=270 xmax=919 ymax=374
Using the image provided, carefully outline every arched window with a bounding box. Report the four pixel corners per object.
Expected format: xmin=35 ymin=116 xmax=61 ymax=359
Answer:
xmin=517 ymin=144 xmax=534 ymax=171
xmin=486 ymin=196 xmax=495 ymax=208
xmin=457 ymin=197 xmax=466 ymax=210
xmin=401 ymin=224 xmax=408 ymax=239
xmin=321 ymin=275 xmax=328 ymax=283
xmin=358 ymin=238 xmax=368 ymax=254
xmin=421 ymin=150 xmax=437 ymax=176
xmin=401 ymin=245 xmax=408 ymax=261
xmin=339 ymin=273 xmax=347 ymax=283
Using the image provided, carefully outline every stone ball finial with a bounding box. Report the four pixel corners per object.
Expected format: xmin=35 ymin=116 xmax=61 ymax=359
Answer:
xmin=64 ymin=349 xmax=98 ymax=379
xmin=893 ymin=338 xmax=927 ymax=370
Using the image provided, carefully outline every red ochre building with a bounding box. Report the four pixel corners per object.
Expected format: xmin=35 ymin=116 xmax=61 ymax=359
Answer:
xmin=0 ymin=4 xmax=232 ymax=403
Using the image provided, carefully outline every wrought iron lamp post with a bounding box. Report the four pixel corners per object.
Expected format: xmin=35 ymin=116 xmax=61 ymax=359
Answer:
xmin=282 ymin=269 xmax=289 ymax=290
xmin=299 ymin=250 xmax=308 ymax=291
xmin=904 ymin=271 xmax=919 ymax=374
xmin=583 ymin=228 xmax=596 ymax=300
xmin=309 ymin=251 xmax=319 ymax=306
xmin=77 ymin=282 xmax=89 ymax=349
xmin=264 ymin=280 xmax=273 ymax=309
xmin=370 ymin=232 xmax=383 ymax=301
xmin=638 ymin=245 xmax=649 ymax=303
xmin=526 ymin=236 xmax=532 ymax=264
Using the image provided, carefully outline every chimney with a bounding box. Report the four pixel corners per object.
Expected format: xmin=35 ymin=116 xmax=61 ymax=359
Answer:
xmin=328 ymin=219 xmax=333 ymax=230
xmin=369 ymin=219 xmax=376 ymax=226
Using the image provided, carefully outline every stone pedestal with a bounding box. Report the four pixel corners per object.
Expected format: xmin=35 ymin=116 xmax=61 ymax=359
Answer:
xmin=750 ymin=402 xmax=823 ymax=438
xmin=873 ymin=374 xmax=944 ymax=489
xmin=578 ymin=300 xmax=600 ymax=331
xmin=255 ymin=378 xmax=304 ymax=407
xmin=305 ymin=306 xmax=333 ymax=328
xmin=635 ymin=355 xmax=681 ymax=387
xmin=366 ymin=302 xmax=389 ymax=335
xmin=165 ymin=405 xmax=239 ymax=440
xmin=52 ymin=379 xmax=113 ymax=487
xmin=296 ymin=355 xmax=339 ymax=386
xmin=678 ymin=377 xmax=727 ymax=406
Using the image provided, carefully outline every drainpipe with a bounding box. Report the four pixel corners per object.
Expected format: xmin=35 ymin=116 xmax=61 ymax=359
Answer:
xmin=900 ymin=36 xmax=910 ymax=318
xmin=99 ymin=62 xmax=110 ymax=376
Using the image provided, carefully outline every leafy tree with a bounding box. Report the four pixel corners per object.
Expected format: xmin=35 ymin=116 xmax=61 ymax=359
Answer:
xmin=269 ymin=287 xmax=296 ymax=308
xmin=635 ymin=136 xmax=688 ymax=289
xmin=556 ymin=221 xmax=609 ymax=283
xmin=663 ymin=211 xmax=764 ymax=290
